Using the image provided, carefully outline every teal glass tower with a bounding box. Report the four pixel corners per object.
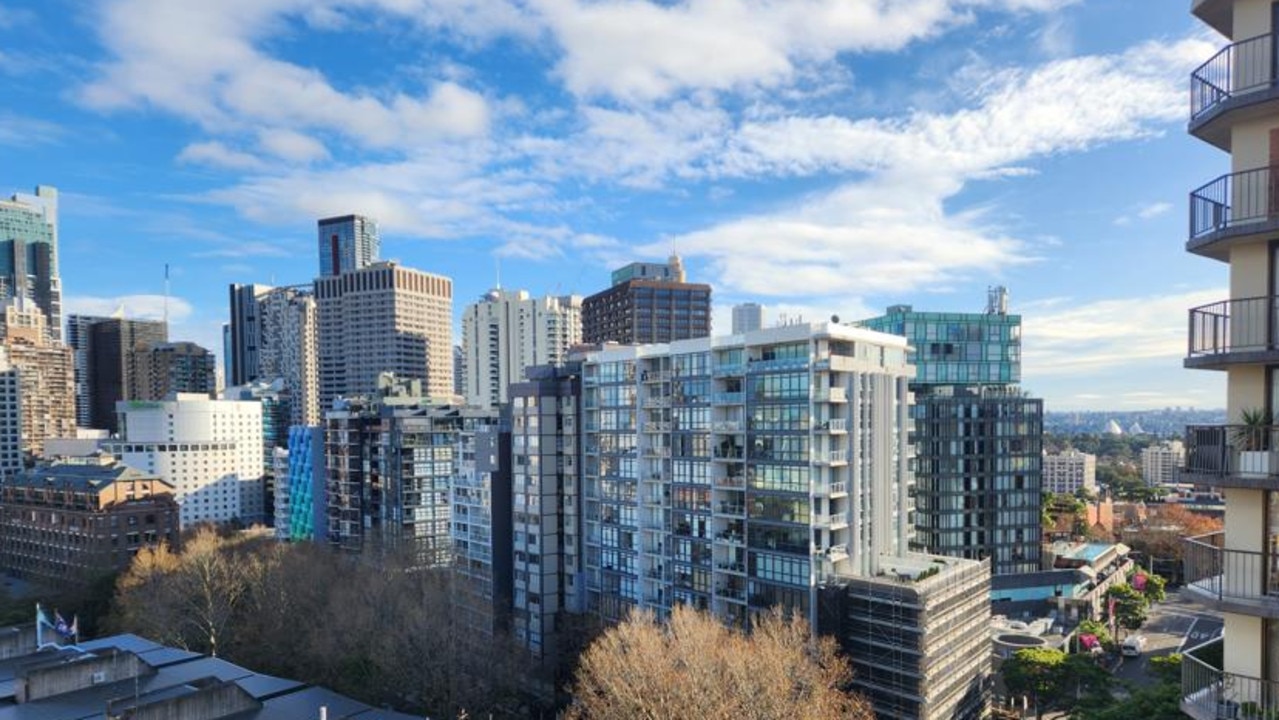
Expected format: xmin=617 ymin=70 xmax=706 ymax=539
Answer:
xmin=0 ymin=186 xmax=61 ymax=342
xmin=862 ymin=288 xmax=1043 ymax=576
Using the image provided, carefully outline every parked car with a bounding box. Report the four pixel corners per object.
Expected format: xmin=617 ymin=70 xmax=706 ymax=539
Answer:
xmin=1121 ymin=636 xmax=1148 ymax=657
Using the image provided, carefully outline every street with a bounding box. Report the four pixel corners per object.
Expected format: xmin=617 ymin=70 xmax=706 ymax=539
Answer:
xmin=1112 ymin=589 xmax=1221 ymax=687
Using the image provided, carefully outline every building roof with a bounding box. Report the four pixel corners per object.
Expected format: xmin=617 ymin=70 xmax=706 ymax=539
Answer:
xmin=10 ymin=460 xmax=172 ymax=493
xmin=0 ymin=631 xmax=424 ymax=720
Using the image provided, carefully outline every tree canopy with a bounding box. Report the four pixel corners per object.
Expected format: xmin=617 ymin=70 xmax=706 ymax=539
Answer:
xmin=567 ymin=605 xmax=874 ymax=720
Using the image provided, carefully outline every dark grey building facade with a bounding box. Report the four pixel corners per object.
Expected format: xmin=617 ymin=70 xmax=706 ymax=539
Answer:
xmin=581 ymin=256 xmax=711 ymax=345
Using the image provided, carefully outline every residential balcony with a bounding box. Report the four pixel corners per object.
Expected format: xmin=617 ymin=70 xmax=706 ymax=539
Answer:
xmin=712 ymin=391 xmax=745 ymax=405
xmin=815 ymin=387 xmax=848 ymax=403
xmin=713 ymin=363 xmax=745 ymax=377
xmin=815 ymin=418 xmax=848 ymax=433
xmin=1181 ymin=640 xmax=1279 ymax=720
xmin=1183 ymin=424 xmax=1279 ymax=489
xmin=813 ymin=449 xmax=850 ymax=466
xmin=1191 ymin=0 xmax=1230 ymax=37
xmin=1183 ymin=532 xmax=1279 ymax=617
xmin=1190 ymin=33 xmax=1279 ymax=151
xmin=1187 ymin=296 xmax=1279 ymax=369
xmin=1189 ymin=166 xmax=1279 ymax=260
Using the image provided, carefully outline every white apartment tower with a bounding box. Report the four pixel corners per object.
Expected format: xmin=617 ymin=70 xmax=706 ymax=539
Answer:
xmin=109 ymin=394 xmax=264 ymax=527
xmin=579 ymin=322 xmax=914 ymax=627
xmin=1043 ymin=450 xmax=1097 ymax=495
xmin=461 ymin=289 xmax=582 ymax=409
xmin=315 ymin=262 xmax=453 ymax=408
xmin=257 ymin=286 xmax=320 ymax=426
xmin=1181 ymin=1 xmax=1279 ymax=716
xmin=1141 ymin=439 xmax=1184 ymax=486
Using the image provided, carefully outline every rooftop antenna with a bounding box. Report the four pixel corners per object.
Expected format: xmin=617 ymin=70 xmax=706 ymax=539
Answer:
xmin=163 ymin=264 xmax=170 ymax=327
xmin=495 ymin=255 xmax=501 ymax=291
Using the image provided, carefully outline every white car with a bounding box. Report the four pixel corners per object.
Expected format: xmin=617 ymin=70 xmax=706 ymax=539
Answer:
xmin=1121 ymin=636 xmax=1148 ymax=657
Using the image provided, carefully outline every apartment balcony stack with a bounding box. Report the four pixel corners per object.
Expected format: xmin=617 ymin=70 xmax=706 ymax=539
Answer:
xmin=1181 ymin=1 xmax=1279 ymax=717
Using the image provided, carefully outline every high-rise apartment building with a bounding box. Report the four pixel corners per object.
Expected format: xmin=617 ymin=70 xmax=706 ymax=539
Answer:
xmin=581 ymin=255 xmax=712 ymax=345
xmin=1141 ymin=439 xmax=1184 ymax=486
xmin=1180 ymin=2 xmax=1279 ymax=715
xmin=0 ymin=353 xmax=21 ymax=480
xmin=1043 ymin=450 xmax=1097 ymax=495
xmin=509 ymin=363 xmax=584 ymax=664
xmin=324 ymin=377 xmax=496 ymax=567
xmin=66 ymin=314 xmax=111 ymax=427
xmin=862 ymin=290 xmax=1044 ymax=576
xmin=317 ymin=214 xmax=379 ymax=277
xmin=451 ymin=420 xmax=512 ymax=640
xmin=731 ymin=302 xmax=765 ymax=334
xmin=315 ymin=262 xmax=453 ymax=406
xmin=1 ymin=307 xmax=74 ymax=459
xmin=461 ymin=289 xmax=582 ymax=409
xmin=87 ymin=318 xmax=168 ymax=433
xmin=134 ymin=342 xmax=216 ymax=400
xmin=0 ymin=186 xmax=61 ymax=343
xmin=108 ymin=394 xmax=264 ymax=526
xmin=579 ymin=323 xmax=914 ymax=625
xmin=227 ymin=283 xmax=272 ymax=387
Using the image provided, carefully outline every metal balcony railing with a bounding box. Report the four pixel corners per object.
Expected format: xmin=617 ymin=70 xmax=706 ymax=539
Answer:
xmin=1191 ymin=33 xmax=1276 ymax=121
xmin=1182 ymin=641 xmax=1279 ymax=720
xmin=1184 ymin=424 xmax=1279 ymax=480
xmin=1190 ymin=166 xmax=1279 ymax=240
xmin=1189 ymin=296 xmax=1279 ymax=360
xmin=1183 ymin=531 xmax=1279 ymax=603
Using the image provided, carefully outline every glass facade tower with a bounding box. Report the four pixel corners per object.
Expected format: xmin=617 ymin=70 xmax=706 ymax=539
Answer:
xmin=0 ymin=186 xmax=61 ymax=343
xmin=317 ymin=214 xmax=379 ymax=277
xmin=862 ymin=290 xmax=1044 ymax=576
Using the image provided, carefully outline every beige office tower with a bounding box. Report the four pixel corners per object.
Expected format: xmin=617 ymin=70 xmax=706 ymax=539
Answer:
xmin=0 ymin=306 xmax=73 ymax=458
xmin=1181 ymin=1 xmax=1279 ymax=716
xmin=315 ymin=261 xmax=453 ymax=409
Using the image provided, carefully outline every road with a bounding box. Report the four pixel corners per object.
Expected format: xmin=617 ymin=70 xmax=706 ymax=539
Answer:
xmin=1112 ymin=589 xmax=1221 ymax=687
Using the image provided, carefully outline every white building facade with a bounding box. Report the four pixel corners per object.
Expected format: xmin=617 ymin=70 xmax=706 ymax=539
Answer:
xmin=578 ymin=322 xmax=914 ymax=627
xmin=1043 ymin=450 xmax=1097 ymax=495
xmin=461 ymin=289 xmax=582 ymax=410
xmin=1141 ymin=440 xmax=1184 ymax=486
xmin=109 ymin=393 xmax=264 ymax=527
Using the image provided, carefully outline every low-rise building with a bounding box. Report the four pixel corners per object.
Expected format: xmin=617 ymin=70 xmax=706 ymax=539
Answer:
xmin=1043 ymin=450 xmax=1097 ymax=495
xmin=0 ymin=454 xmax=179 ymax=585
xmin=990 ymin=541 xmax=1134 ymax=622
xmin=819 ymin=555 xmax=991 ymax=720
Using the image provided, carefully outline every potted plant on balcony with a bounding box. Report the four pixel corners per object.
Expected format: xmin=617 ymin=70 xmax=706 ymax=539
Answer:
xmin=1235 ymin=408 xmax=1274 ymax=476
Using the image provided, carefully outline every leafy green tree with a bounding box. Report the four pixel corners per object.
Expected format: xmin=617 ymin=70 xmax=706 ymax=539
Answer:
xmin=1076 ymin=619 xmax=1111 ymax=650
xmin=1105 ymin=584 xmax=1148 ymax=635
xmin=1070 ymin=654 xmax=1182 ymax=720
xmin=1129 ymin=570 xmax=1166 ymax=605
xmin=1003 ymin=647 xmax=1068 ymax=720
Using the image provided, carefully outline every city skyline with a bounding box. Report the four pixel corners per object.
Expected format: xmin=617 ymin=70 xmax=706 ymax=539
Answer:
xmin=0 ymin=1 xmax=1225 ymax=411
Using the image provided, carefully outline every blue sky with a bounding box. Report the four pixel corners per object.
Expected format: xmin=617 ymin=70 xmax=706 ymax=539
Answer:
xmin=0 ymin=0 xmax=1229 ymax=411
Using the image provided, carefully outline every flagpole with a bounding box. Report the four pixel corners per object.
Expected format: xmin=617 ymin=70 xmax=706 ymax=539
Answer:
xmin=34 ymin=603 xmax=41 ymax=648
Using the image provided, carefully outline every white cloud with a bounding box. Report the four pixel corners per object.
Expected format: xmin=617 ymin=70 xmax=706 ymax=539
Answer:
xmin=257 ymin=129 xmax=329 ymax=164
xmin=78 ymin=1 xmax=492 ymax=150
xmin=0 ymin=113 xmax=62 ymax=146
xmin=1115 ymin=200 xmax=1174 ymax=225
xmin=177 ymin=141 xmax=266 ymax=171
xmin=1022 ymin=288 xmax=1225 ymax=377
xmin=534 ymin=0 xmax=1073 ymax=103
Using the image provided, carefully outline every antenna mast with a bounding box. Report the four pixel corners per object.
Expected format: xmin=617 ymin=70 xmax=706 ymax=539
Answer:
xmin=163 ymin=263 xmax=170 ymax=327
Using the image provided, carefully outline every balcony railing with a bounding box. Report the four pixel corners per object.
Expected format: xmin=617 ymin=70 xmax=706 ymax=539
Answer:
xmin=1183 ymin=531 xmax=1279 ymax=606
xmin=1190 ymin=166 xmax=1279 ymax=241
xmin=1191 ymin=33 xmax=1275 ymax=121
xmin=1184 ymin=424 xmax=1279 ymax=482
xmin=1182 ymin=642 xmax=1279 ymax=720
xmin=1189 ymin=296 xmax=1279 ymax=361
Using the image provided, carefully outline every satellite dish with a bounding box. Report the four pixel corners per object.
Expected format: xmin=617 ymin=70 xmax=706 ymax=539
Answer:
xmin=831 ymin=314 xmax=840 ymax=324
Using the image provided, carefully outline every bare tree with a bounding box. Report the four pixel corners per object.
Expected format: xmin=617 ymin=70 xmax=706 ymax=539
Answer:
xmin=567 ymin=605 xmax=874 ymax=720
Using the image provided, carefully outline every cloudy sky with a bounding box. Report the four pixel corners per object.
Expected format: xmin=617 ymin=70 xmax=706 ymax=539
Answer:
xmin=0 ymin=0 xmax=1228 ymax=410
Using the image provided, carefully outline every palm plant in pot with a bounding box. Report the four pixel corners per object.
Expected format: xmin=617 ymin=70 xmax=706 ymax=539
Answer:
xmin=1234 ymin=407 xmax=1274 ymax=475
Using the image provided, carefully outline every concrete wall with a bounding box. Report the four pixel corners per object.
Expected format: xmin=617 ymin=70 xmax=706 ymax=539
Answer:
xmin=1235 ymin=0 xmax=1272 ymax=39
xmin=19 ymin=651 xmax=149 ymax=703
xmin=124 ymin=681 xmax=259 ymax=720
xmin=1226 ymin=612 xmax=1265 ymax=679
xmin=0 ymin=625 xmax=37 ymax=660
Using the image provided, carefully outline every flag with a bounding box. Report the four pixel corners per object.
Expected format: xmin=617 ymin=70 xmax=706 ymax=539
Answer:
xmin=54 ymin=611 xmax=70 ymax=638
xmin=1133 ymin=573 xmax=1147 ymax=592
xmin=36 ymin=603 xmax=57 ymax=648
xmin=69 ymin=616 xmax=79 ymax=641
